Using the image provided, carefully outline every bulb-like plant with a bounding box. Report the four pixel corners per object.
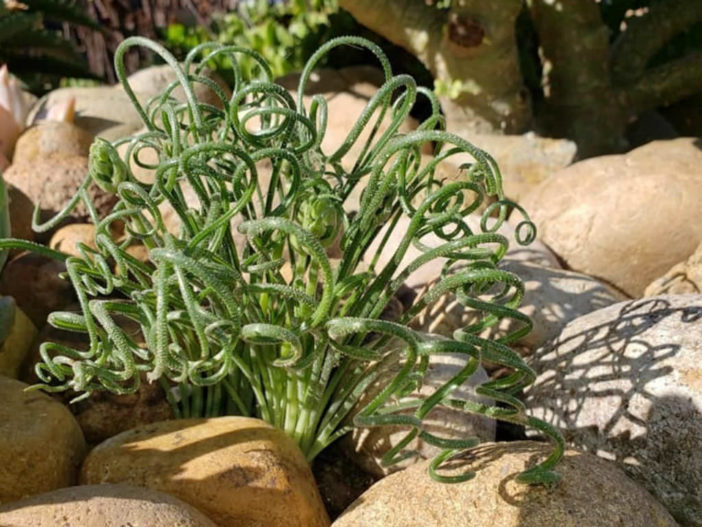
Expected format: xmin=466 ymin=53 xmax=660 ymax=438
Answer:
xmin=0 ymin=36 xmax=563 ymax=483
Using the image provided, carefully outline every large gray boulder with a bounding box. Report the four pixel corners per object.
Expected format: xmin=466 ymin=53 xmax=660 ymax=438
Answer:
xmin=526 ymin=294 xmax=702 ymax=526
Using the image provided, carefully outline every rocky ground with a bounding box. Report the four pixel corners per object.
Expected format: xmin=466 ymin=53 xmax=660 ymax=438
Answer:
xmin=0 ymin=64 xmax=700 ymax=526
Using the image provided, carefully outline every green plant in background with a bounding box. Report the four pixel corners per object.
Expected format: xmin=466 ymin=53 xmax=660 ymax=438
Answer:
xmin=165 ymin=0 xmax=339 ymax=83
xmin=0 ymin=36 xmax=563 ymax=483
xmin=0 ymin=0 xmax=101 ymax=92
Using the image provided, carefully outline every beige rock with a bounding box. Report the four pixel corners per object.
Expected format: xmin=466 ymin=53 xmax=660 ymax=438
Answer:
xmin=277 ymin=66 xmax=420 ymax=168
xmin=7 ymin=184 xmax=35 ymax=245
xmin=521 ymin=138 xmax=702 ymax=297
xmin=0 ymin=484 xmax=217 ymax=526
xmin=125 ymin=64 xmax=232 ymax=109
xmin=0 ymin=252 xmax=74 ymax=327
xmin=28 ymin=86 xmax=145 ymax=141
xmin=49 ymin=223 xmax=97 ymax=258
xmin=21 ymin=313 xmax=171 ymax=444
xmin=332 ymin=441 xmax=676 ymax=527
xmin=0 ymin=376 xmax=86 ymax=503
xmin=645 ymin=240 xmax=702 ymax=296
xmin=412 ymin=260 xmax=626 ymax=353
xmin=344 ymin=349 xmax=496 ymax=478
xmin=3 ymin=155 xmax=117 ymax=223
xmin=365 ymin=214 xmax=559 ymax=292
xmin=526 ymin=294 xmax=702 ymax=526
xmin=80 ymin=417 xmax=330 ymax=527
xmin=451 ymin=132 xmax=577 ymax=202
xmin=13 ymin=120 xmax=93 ymax=162
xmin=0 ymin=298 xmax=37 ymax=378
xmin=73 ymin=376 xmax=173 ymax=444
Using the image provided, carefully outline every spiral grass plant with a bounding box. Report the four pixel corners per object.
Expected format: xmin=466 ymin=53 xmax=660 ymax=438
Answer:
xmin=0 ymin=35 xmax=563 ymax=483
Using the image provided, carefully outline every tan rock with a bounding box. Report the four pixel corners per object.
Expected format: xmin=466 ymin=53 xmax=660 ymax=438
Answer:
xmin=332 ymin=441 xmax=677 ymax=527
xmin=526 ymin=294 xmax=702 ymax=526
xmin=13 ymin=120 xmax=93 ymax=162
xmin=412 ymin=260 xmax=626 ymax=353
xmin=0 ymin=376 xmax=86 ymax=503
xmin=7 ymin=184 xmax=35 ymax=245
xmin=3 ymin=155 xmax=118 ymax=223
xmin=49 ymin=223 xmax=97 ymax=258
xmin=80 ymin=417 xmax=330 ymax=527
xmin=365 ymin=214 xmax=559 ymax=292
xmin=521 ymin=138 xmax=702 ymax=297
xmin=645 ymin=240 xmax=702 ymax=296
xmin=73 ymin=376 xmax=173 ymax=444
xmin=0 ymin=484 xmax=217 ymax=526
xmin=277 ymin=66 xmax=421 ymax=168
xmin=451 ymin=132 xmax=577 ymax=202
xmin=344 ymin=349 xmax=496 ymax=478
xmin=0 ymin=252 xmax=74 ymax=327
xmin=0 ymin=298 xmax=37 ymax=378
xmin=28 ymin=87 xmax=145 ymax=141
xmin=21 ymin=313 xmax=171 ymax=443
xmin=125 ymin=64 xmax=232 ymax=109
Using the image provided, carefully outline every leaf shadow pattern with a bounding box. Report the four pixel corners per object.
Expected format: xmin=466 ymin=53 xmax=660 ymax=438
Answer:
xmin=525 ymin=296 xmax=702 ymax=525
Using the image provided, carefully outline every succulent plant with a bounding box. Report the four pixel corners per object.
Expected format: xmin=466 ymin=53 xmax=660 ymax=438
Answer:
xmin=0 ymin=36 xmax=563 ymax=483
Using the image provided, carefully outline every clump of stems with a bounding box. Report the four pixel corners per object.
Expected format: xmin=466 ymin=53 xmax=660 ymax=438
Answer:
xmin=0 ymin=36 xmax=562 ymax=483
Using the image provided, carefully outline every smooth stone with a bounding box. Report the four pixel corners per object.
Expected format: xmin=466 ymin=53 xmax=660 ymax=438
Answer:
xmin=0 ymin=252 xmax=75 ymax=327
xmin=364 ymin=214 xmax=559 ymax=292
xmin=521 ymin=138 xmax=702 ymax=297
xmin=49 ymin=223 xmax=97 ymax=258
xmin=411 ymin=260 xmax=626 ymax=353
xmin=332 ymin=441 xmax=677 ymax=527
xmin=277 ymin=66 xmax=421 ymax=168
xmin=344 ymin=349 xmax=496 ymax=478
xmin=0 ymin=484 xmax=217 ymax=526
xmin=645 ymin=240 xmax=702 ymax=296
xmin=2 ymin=155 xmax=118 ymax=223
xmin=525 ymin=294 xmax=702 ymax=526
xmin=450 ymin=132 xmax=577 ymax=202
xmin=125 ymin=64 xmax=232 ymax=109
xmin=0 ymin=298 xmax=37 ymax=378
xmin=0 ymin=376 xmax=86 ymax=503
xmin=13 ymin=120 xmax=93 ymax=162
xmin=80 ymin=416 xmax=330 ymax=527
xmin=7 ymin=184 xmax=35 ymax=245
xmin=28 ymin=87 xmax=145 ymax=141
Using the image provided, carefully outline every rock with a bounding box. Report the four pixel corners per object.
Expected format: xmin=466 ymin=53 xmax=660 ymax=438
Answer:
xmin=49 ymin=223 xmax=97 ymax=258
xmin=365 ymin=214 xmax=559 ymax=292
xmin=73 ymin=376 xmax=173 ymax=444
xmin=80 ymin=416 xmax=330 ymax=527
xmin=645 ymin=241 xmax=702 ymax=296
xmin=7 ymin=184 xmax=35 ymax=245
xmin=2 ymin=155 xmax=117 ymax=223
xmin=277 ymin=66 xmax=420 ymax=168
xmin=521 ymin=138 xmax=702 ymax=297
xmin=0 ymin=376 xmax=86 ymax=503
xmin=525 ymin=294 xmax=702 ymax=526
xmin=12 ymin=120 xmax=93 ymax=162
xmin=0 ymin=298 xmax=37 ymax=378
xmin=0 ymin=252 xmax=74 ymax=327
xmin=125 ymin=64 xmax=232 ymax=109
xmin=312 ymin=443 xmax=378 ymax=521
xmin=0 ymin=484 xmax=218 ymax=526
xmin=450 ymin=132 xmax=577 ymax=202
xmin=343 ymin=349 xmax=496 ymax=478
xmin=412 ymin=261 xmax=626 ymax=353
xmin=21 ymin=313 xmax=171 ymax=443
xmin=28 ymin=87 xmax=145 ymax=141
xmin=332 ymin=441 xmax=677 ymax=527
